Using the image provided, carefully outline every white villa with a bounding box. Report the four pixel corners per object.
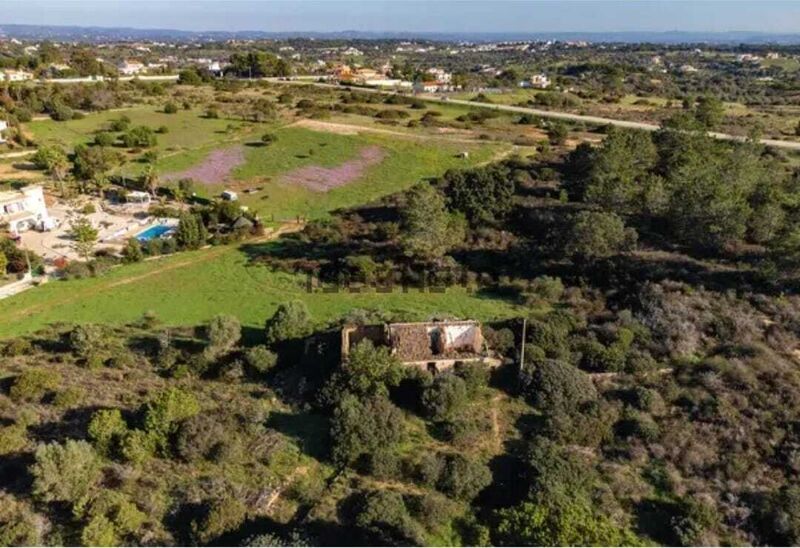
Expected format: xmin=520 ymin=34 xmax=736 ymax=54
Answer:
xmin=0 ymin=185 xmax=52 ymax=235
xmin=1 ymin=69 xmax=34 ymax=82
xmin=520 ymin=73 xmax=551 ymax=89
xmin=117 ymin=60 xmax=146 ymax=76
xmin=0 ymin=120 xmax=7 ymax=144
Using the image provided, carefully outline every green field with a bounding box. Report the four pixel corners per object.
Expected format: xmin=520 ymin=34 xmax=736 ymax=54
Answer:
xmin=211 ymin=126 xmax=504 ymax=220
xmin=25 ymin=107 xmax=508 ymax=221
xmin=0 ymin=243 xmax=521 ymax=338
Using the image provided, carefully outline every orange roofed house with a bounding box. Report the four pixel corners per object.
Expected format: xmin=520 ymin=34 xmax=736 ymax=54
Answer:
xmin=341 ymin=320 xmax=500 ymax=372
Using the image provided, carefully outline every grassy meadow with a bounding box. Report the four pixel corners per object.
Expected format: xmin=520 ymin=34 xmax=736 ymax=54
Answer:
xmin=0 ymin=242 xmax=521 ymax=338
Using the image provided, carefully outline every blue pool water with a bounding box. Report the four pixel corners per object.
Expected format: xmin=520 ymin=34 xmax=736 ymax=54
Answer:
xmin=136 ymin=224 xmax=173 ymax=241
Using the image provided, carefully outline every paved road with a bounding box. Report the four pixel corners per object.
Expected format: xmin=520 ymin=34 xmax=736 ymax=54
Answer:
xmin=268 ymin=78 xmax=800 ymax=151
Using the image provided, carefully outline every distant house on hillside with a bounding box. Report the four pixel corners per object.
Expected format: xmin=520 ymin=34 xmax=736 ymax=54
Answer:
xmin=520 ymin=73 xmax=550 ymax=89
xmin=117 ymin=60 xmax=145 ymax=76
xmin=341 ymin=320 xmax=500 ymax=372
xmin=1 ymin=69 xmax=34 ymax=82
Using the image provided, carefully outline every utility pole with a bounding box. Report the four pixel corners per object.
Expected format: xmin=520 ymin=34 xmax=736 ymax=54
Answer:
xmin=519 ymin=317 xmax=527 ymax=367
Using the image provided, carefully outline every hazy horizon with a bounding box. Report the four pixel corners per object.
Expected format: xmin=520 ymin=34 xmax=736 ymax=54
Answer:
xmin=3 ymin=0 xmax=800 ymax=35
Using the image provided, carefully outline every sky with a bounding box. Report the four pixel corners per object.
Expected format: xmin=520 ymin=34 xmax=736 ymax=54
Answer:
xmin=3 ymin=0 xmax=800 ymax=34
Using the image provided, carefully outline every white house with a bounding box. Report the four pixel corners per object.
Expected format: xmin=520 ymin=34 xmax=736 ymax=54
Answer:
xmin=426 ymin=68 xmax=452 ymax=84
xmin=0 ymin=185 xmax=52 ymax=235
xmin=0 ymin=120 xmax=7 ymax=144
xmin=1 ymin=69 xmax=34 ymax=82
xmin=117 ymin=60 xmax=146 ymax=76
xmin=520 ymin=73 xmax=550 ymax=89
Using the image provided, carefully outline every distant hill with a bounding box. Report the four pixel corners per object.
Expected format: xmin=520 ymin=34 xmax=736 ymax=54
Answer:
xmin=1 ymin=23 xmax=800 ymax=44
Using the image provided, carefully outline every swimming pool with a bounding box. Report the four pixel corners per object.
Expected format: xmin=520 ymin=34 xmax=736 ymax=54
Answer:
xmin=135 ymin=224 xmax=173 ymax=241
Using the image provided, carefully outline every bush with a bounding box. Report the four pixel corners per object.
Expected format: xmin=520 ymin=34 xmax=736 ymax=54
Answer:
xmin=437 ymin=454 xmax=492 ymax=501
xmin=265 ymin=301 xmax=312 ymax=344
xmin=50 ymin=103 xmax=75 ymax=121
xmin=526 ymin=359 xmax=597 ymax=414
xmin=120 ymin=429 xmax=154 ymax=465
xmin=81 ymin=515 xmax=118 ymax=546
xmin=416 ymin=452 xmax=446 ymax=487
xmin=421 ymin=373 xmax=468 ymax=421
xmin=406 ymin=492 xmax=454 ymax=531
xmin=244 ymin=345 xmax=277 ymax=375
xmin=77 ymin=489 xmax=147 ymax=544
xmin=88 ymin=409 xmax=128 ymax=457
xmin=0 ymin=494 xmax=42 ymax=546
xmin=164 ymin=101 xmax=178 ymax=114
xmin=122 ymin=238 xmax=144 ymax=263
xmin=455 ymin=362 xmax=490 ymax=396
xmin=143 ymin=388 xmax=201 ymax=455
xmin=31 ymin=440 xmax=102 ymax=504
xmin=94 ymin=132 xmax=115 ymax=147
xmin=206 ymin=314 xmax=241 ymax=353
xmin=53 ymin=386 xmax=87 ymax=409
xmin=348 ymin=490 xmax=423 ymax=545
xmin=69 ymin=324 xmax=108 ymax=359
xmin=0 ymin=422 xmax=27 ymax=455
xmin=331 ymin=394 xmax=404 ymax=467
xmin=565 ymin=210 xmax=637 ymax=261
xmin=175 ymin=414 xmax=234 ymax=462
xmin=192 ymin=495 xmax=247 ymax=544
xmin=9 ymin=369 xmax=61 ymax=402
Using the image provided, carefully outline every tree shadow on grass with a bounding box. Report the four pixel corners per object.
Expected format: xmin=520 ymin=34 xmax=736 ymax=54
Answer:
xmin=266 ymin=410 xmax=330 ymax=461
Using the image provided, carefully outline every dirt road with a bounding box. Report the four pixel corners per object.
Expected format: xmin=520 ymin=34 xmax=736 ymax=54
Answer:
xmin=270 ymin=78 xmax=800 ymax=151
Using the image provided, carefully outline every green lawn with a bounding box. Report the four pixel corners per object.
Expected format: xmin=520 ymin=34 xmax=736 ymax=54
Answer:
xmin=0 ymin=243 xmax=521 ymax=338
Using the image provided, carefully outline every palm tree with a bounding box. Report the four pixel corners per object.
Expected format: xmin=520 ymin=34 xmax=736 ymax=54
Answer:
xmin=143 ymin=162 xmax=159 ymax=197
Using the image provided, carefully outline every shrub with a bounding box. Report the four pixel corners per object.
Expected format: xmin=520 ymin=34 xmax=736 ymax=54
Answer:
xmin=120 ymin=429 xmax=154 ymax=465
xmin=265 ymin=301 xmax=313 ymax=344
xmin=406 ymin=492 xmax=454 ymax=531
xmin=53 ymin=386 xmax=87 ymax=409
xmin=526 ymin=359 xmax=597 ymax=414
xmin=143 ymin=388 xmax=200 ymax=455
xmin=164 ymin=101 xmax=178 ymax=114
xmin=3 ymin=337 xmax=32 ymax=357
xmin=32 ymin=440 xmax=102 ymax=504
xmin=81 ymin=515 xmax=118 ymax=546
xmin=9 ymin=369 xmax=61 ymax=402
xmin=88 ymin=409 xmax=128 ymax=457
xmin=416 ymin=452 xmax=446 ymax=487
xmin=69 ymin=324 xmax=108 ymax=358
xmin=206 ymin=314 xmax=241 ymax=352
xmin=0 ymin=494 xmax=42 ymax=546
xmin=455 ymin=362 xmax=490 ymax=396
xmin=175 ymin=414 xmax=232 ymax=462
xmin=244 ymin=345 xmax=277 ymax=375
xmin=77 ymin=489 xmax=147 ymax=543
xmin=528 ymin=276 xmax=565 ymax=302
xmin=192 ymin=495 xmax=247 ymax=544
xmin=565 ymin=210 xmax=638 ymax=261
xmin=50 ymin=103 xmax=74 ymax=121
xmin=0 ymin=422 xmax=27 ymax=455
xmin=421 ymin=373 xmax=468 ymax=421
xmin=348 ymin=490 xmax=423 ymax=545
xmin=109 ymin=117 xmax=130 ymax=132
xmin=437 ymin=454 xmax=492 ymax=500
xmin=94 ymin=132 xmax=115 ymax=147
xmin=331 ymin=394 xmax=404 ymax=467
xmin=122 ymin=238 xmax=144 ymax=263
